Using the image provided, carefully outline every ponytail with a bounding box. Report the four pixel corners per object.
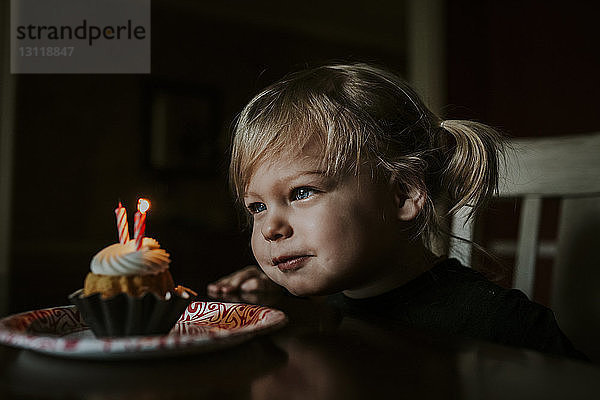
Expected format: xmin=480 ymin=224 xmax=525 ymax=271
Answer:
xmin=438 ymin=120 xmax=507 ymax=221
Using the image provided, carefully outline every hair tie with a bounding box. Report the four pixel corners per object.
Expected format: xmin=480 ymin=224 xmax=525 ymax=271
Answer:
xmin=440 ymin=120 xmax=446 ymax=129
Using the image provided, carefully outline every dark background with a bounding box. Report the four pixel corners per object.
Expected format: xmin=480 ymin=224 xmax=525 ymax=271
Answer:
xmin=2 ymin=0 xmax=600 ymax=317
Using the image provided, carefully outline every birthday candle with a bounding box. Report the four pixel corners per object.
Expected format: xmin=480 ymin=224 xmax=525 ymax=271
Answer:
xmin=134 ymin=198 xmax=150 ymax=251
xmin=114 ymin=202 xmax=130 ymax=245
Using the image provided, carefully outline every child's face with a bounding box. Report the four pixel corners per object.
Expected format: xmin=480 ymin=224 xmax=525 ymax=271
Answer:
xmin=244 ymin=145 xmax=402 ymax=297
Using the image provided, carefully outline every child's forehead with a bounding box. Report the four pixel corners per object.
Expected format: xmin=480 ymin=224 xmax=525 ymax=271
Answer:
xmin=253 ymin=139 xmax=323 ymax=170
xmin=248 ymin=149 xmax=323 ymax=183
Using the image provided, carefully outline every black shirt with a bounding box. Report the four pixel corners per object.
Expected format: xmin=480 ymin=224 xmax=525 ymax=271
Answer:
xmin=328 ymin=258 xmax=588 ymax=361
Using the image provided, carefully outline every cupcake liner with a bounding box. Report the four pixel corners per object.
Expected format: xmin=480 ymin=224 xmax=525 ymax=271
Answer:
xmin=68 ymin=289 xmax=194 ymax=338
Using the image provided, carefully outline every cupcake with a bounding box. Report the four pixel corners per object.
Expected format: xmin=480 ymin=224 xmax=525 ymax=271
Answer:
xmin=70 ymin=237 xmax=194 ymax=337
xmin=83 ymin=237 xmax=174 ymax=298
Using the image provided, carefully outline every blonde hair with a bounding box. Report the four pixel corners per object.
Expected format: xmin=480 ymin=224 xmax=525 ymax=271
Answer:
xmin=230 ymin=63 xmax=506 ymax=248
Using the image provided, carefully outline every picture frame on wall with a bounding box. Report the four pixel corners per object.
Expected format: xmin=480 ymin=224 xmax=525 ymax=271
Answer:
xmin=144 ymin=80 xmax=221 ymax=177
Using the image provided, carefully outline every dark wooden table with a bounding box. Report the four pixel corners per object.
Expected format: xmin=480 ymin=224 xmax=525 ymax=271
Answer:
xmin=1 ymin=291 xmax=599 ymax=399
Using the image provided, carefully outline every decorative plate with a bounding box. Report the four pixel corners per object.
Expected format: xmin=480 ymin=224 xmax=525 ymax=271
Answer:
xmin=0 ymin=301 xmax=287 ymax=359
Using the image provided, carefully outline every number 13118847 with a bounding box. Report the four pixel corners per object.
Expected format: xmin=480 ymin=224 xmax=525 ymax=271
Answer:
xmin=19 ymin=47 xmax=74 ymax=57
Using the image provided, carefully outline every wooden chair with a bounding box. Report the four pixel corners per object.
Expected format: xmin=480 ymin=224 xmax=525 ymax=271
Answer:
xmin=449 ymin=132 xmax=600 ymax=361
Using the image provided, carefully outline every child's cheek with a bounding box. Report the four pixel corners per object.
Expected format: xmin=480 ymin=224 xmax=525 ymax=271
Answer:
xmin=250 ymin=229 xmax=267 ymax=263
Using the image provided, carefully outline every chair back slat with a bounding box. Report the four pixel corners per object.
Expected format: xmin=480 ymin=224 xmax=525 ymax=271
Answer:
xmin=449 ymin=206 xmax=474 ymax=267
xmin=499 ymin=133 xmax=600 ymax=197
xmin=513 ymin=196 xmax=542 ymax=297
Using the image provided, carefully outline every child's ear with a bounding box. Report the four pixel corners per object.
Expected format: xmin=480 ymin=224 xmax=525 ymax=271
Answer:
xmin=393 ymin=185 xmax=426 ymax=221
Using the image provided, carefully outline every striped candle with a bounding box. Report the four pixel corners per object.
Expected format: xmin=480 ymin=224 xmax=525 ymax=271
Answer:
xmin=134 ymin=198 xmax=150 ymax=251
xmin=114 ymin=202 xmax=130 ymax=244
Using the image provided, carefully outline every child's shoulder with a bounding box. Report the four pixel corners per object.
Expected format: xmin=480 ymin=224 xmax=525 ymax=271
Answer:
xmin=425 ymin=258 xmax=545 ymax=322
xmin=426 ymin=259 xmax=586 ymax=359
xmin=389 ymin=258 xmax=537 ymax=338
xmin=331 ymin=258 xmax=587 ymax=360
xmin=424 ymin=257 xmax=508 ymax=302
xmin=428 ymin=258 xmax=552 ymax=317
xmin=333 ymin=258 xmax=512 ymax=318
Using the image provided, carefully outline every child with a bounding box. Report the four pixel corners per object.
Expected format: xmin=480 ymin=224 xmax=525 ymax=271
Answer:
xmin=208 ymin=62 xmax=587 ymax=361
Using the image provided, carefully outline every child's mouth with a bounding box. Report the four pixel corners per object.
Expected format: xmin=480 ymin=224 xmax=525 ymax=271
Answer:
xmin=272 ymin=255 xmax=311 ymax=272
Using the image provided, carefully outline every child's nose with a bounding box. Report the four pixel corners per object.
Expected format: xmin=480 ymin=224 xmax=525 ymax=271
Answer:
xmin=261 ymin=210 xmax=293 ymax=241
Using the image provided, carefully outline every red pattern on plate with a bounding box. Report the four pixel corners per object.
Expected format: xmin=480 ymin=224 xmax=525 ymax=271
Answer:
xmin=179 ymin=302 xmax=273 ymax=329
xmin=0 ymin=302 xmax=287 ymax=359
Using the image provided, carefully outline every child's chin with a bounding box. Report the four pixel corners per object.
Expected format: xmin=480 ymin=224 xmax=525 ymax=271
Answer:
xmin=283 ymin=283 xmax=325 ymax=298
xmin=280 ymin=284 xmax=300 ymax=296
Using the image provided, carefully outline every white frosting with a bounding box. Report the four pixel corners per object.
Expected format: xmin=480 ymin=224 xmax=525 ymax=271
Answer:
xmin=90 ymin=238 xmax=171 ymax=276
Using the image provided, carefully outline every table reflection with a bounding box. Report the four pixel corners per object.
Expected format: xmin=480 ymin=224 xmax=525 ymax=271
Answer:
xmin=3 ymin=337 xmax=286 ymax=399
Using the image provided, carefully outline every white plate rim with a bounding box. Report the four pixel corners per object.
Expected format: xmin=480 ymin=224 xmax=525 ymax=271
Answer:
xmin=0 ymin=301 xmax=288 ymax=359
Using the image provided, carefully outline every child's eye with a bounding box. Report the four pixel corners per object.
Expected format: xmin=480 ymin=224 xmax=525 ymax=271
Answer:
xmin=247 ymin=202 xmax=266 ymax=214
xmin=291 ymin=187 xmax=317 ymax=201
